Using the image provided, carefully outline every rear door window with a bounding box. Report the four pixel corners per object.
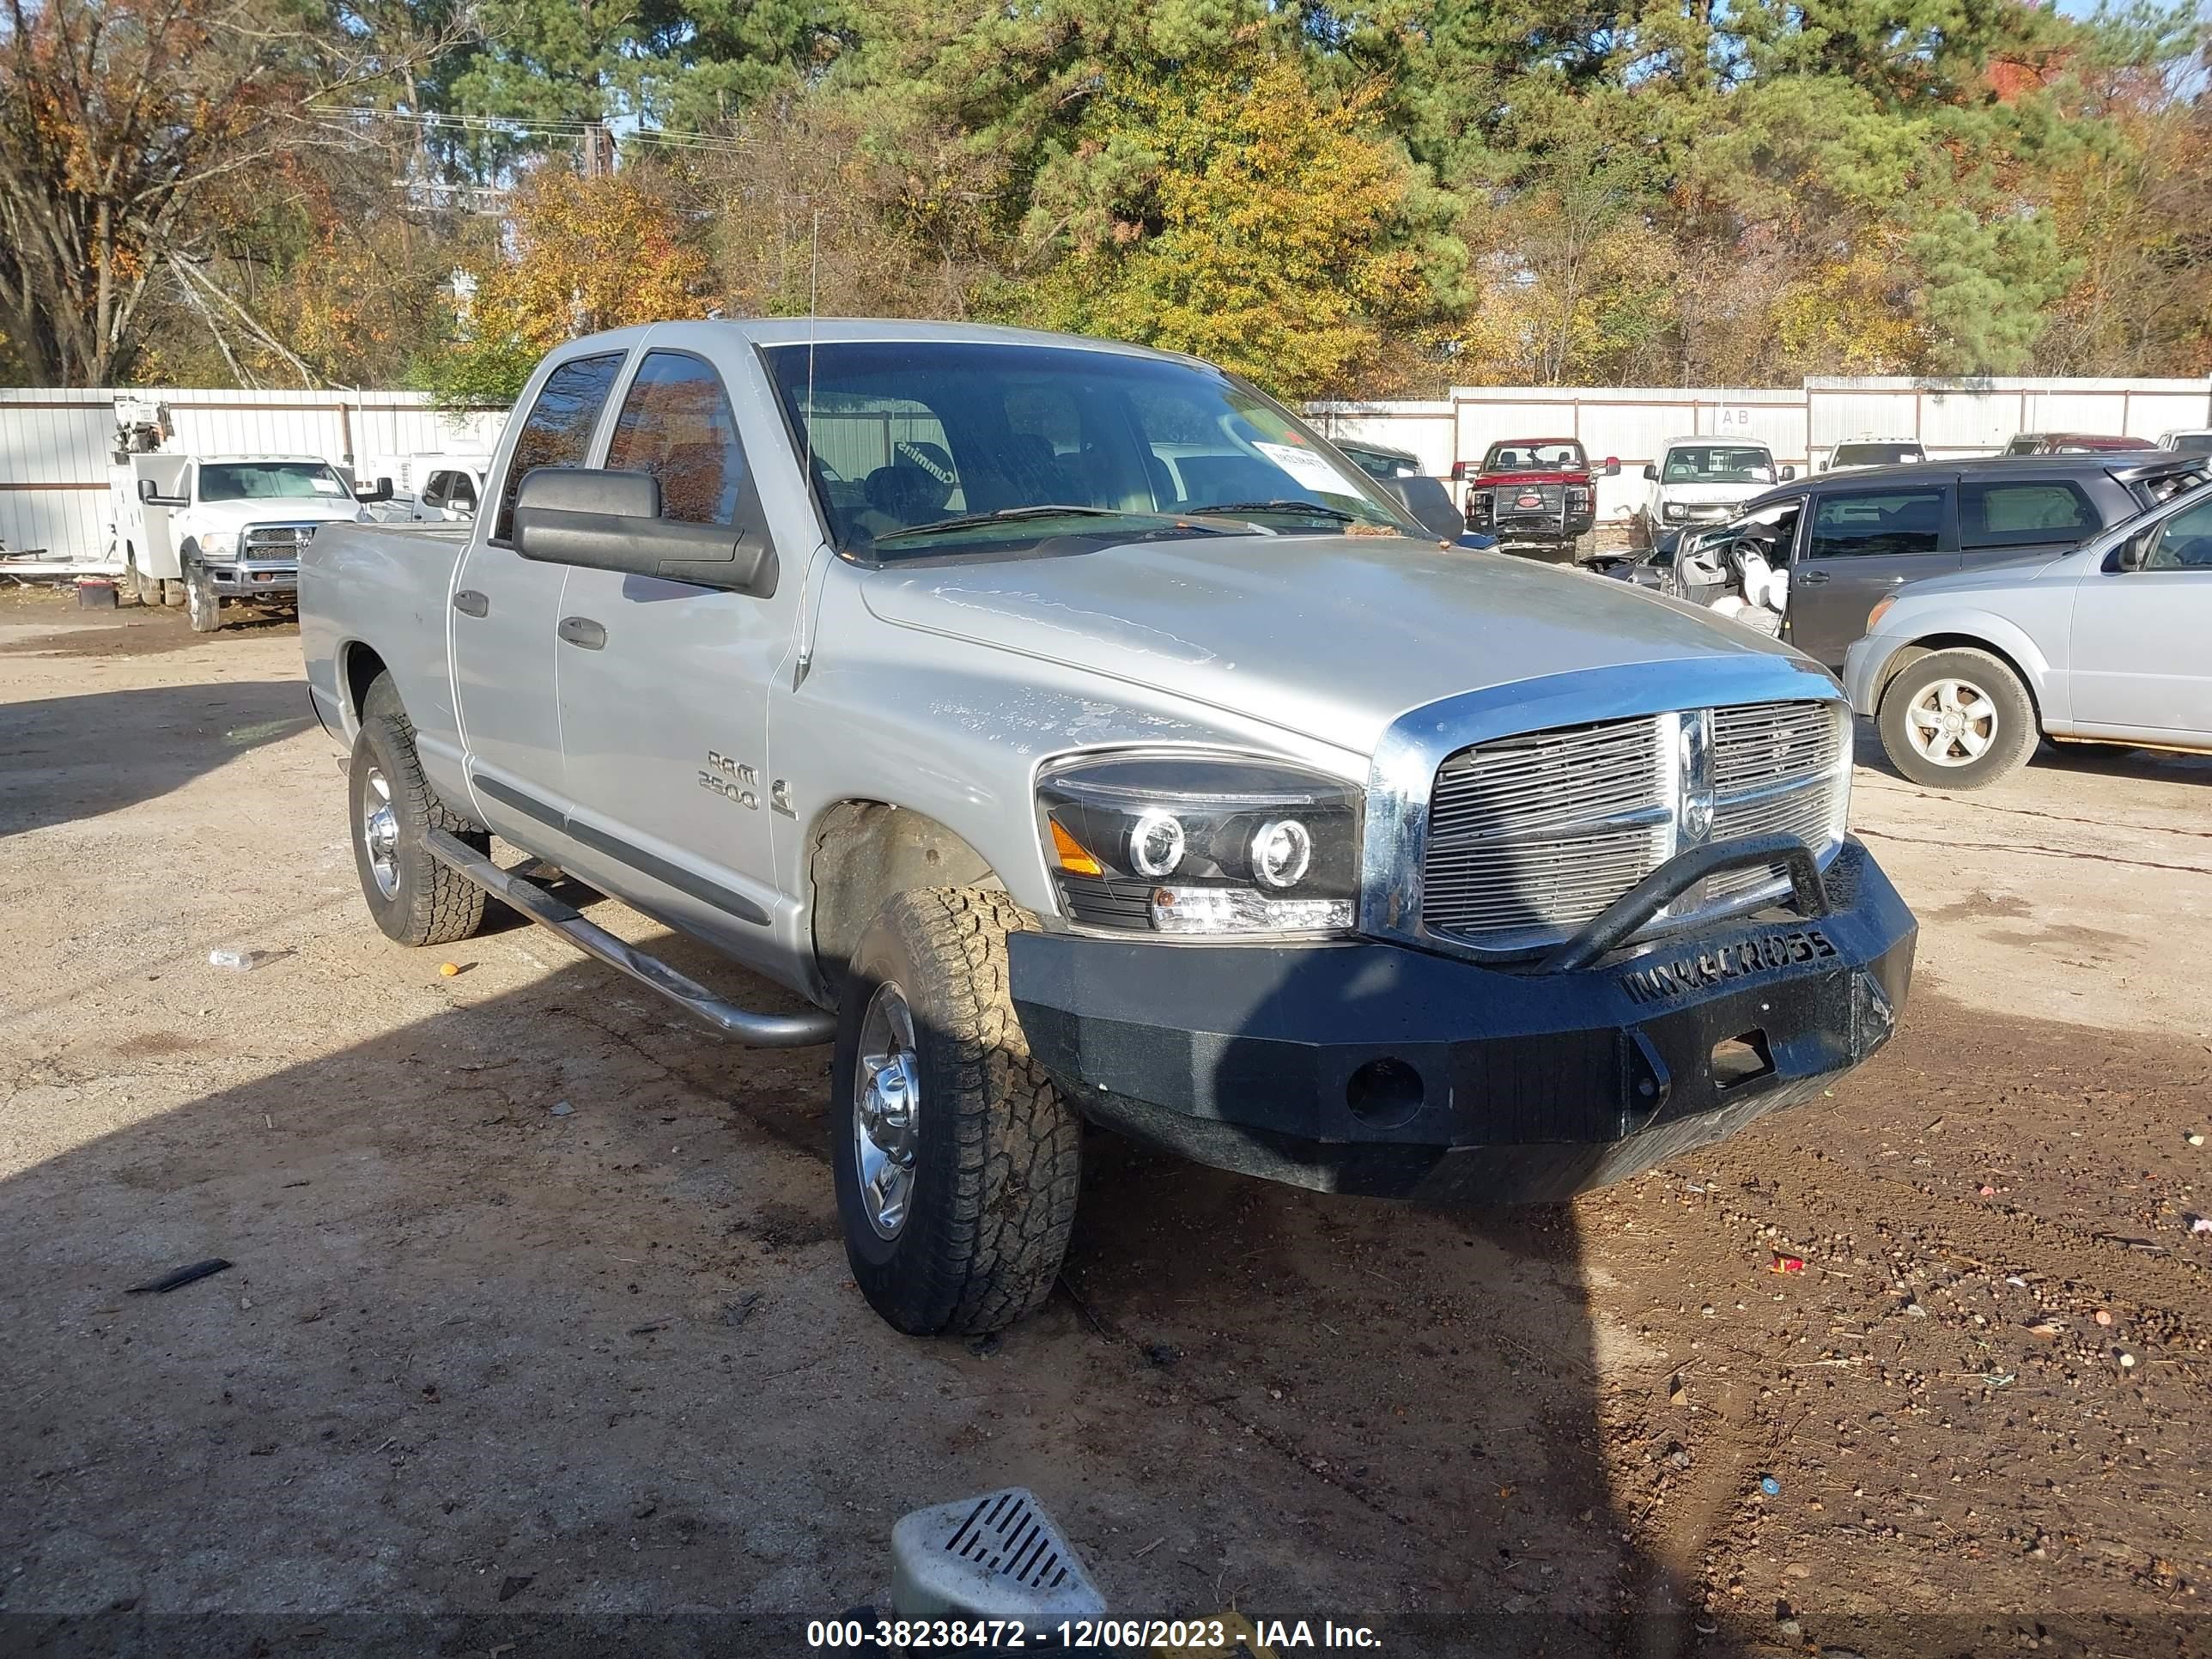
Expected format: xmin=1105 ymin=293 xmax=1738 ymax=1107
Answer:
xmin=1808 ymin=488 xmax=1946 ymax=558
xmin=605 ymin=350 xmax=758 ymax=527
xmin=493 ymin=351 xmax=626 ymax=543
xmin=1960 ymin=480 xmax=2097 ymax=549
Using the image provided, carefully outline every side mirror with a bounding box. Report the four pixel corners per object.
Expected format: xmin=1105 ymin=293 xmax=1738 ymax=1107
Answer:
xmin=1449 ymin=460 xmax=1468 ymax=482
xmin=356 ymin=477 xmax=394 ymax=504
xmin=1642 ymin=463 xmax=1658 ymax=482
xmin=137 ymin=477 xmax=185 ymax=507
xmin=2113 ymin=530 xmax=2152 ymax=572
xmin=1602 ymin=457 xmax=1620 ymax=477
xmin=511 ymin=466 xmax=777 ymax=596
xmin=1779 ymin=465 xmax=1797 ymax=481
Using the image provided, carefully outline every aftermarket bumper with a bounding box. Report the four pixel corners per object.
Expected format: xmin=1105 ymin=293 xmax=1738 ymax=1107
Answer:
xmin=1007 ymin=839 xmax=1914 ymax=1206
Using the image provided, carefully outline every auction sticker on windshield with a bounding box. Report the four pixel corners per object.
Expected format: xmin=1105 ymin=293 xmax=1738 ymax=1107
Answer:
xmin=1254 ymin=441 xmax=1351 ymax=495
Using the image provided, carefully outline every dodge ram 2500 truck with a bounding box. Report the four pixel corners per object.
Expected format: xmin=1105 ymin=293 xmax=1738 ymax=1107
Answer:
xmin=301 ymin=319 xmax=1917 ymax=1340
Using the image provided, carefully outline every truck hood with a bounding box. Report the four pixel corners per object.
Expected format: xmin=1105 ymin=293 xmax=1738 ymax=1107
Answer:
xmin=859 ymin=533 xmax=1802 ymax=756
xmin=185 ymin=498 xmax=365 ymax=529
xmin=1656 ymin=482 xmax=1771 ymax=507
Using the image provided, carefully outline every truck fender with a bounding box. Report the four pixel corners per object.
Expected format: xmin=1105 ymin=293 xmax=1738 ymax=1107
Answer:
xmin=806 ymin=801 xmax=1000 ymax=996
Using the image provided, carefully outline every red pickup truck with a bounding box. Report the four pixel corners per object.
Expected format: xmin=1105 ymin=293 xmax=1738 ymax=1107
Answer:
xmin=1453 ymin=439 xmax=1620 ymax=563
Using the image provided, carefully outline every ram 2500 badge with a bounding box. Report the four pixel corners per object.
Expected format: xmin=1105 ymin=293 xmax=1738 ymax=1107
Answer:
xmin=301 ymin=320 xmax=1916 ymax=1338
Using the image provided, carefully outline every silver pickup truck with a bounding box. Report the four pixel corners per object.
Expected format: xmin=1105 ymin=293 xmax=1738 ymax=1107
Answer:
xmin=301 ymin=319 xmax=1917 ymax=1338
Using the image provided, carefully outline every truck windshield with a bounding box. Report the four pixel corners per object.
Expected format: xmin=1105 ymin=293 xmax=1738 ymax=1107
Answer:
xmin=198 ymin=461 xmax=349 ymax=502
xmin=1662 ymin=446 xmax=1775 ymax=484
xmin=1483 ymin=441 xmax=1584 ymax=471
xmin=763 ymin=341 xmax=1411 ymax=559
xmin=1830 ymin=443 xmax=1922 ymax=467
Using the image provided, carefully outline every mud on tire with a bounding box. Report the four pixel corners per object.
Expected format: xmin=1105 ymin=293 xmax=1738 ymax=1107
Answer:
xmin=832 ymin=888 xmax=1083 ymax=1336
xmin=349 ymin=674 xmax=489 ymax=947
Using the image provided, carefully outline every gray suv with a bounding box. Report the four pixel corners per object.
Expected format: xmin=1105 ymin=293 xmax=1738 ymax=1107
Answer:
xmin=1692 ymin=453 xmax=2206 ymax=666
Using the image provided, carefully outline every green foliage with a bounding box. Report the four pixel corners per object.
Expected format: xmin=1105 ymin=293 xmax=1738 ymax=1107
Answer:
xmin=3 ymin=0 xmax=2209 ymax=389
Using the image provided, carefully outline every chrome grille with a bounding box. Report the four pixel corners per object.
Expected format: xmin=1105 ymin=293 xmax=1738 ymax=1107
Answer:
xmin=1705 ymin=702 xmax=1847 ymax=902
xmin=1423 ymin=717 xmax=1668 ymax=945
xmin=1418 ymin=699 xmax=1847 ymax=952
xmin=242 ymin=525 xmax=315 ymax=557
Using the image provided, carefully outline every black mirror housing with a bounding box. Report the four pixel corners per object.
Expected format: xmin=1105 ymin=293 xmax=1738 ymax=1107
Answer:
xmin=1641 ymin=463 xmax=1658 ymax=481
xmin=1779 ymin=464 xmax=1797 ymax=481
xmin=356 ymin=477 xmax=394 ymax=503
xmin=512 ymin=466 xmax=777 ymax=597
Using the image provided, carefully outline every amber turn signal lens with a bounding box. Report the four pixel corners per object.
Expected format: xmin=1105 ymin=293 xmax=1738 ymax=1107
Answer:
xmin=1050 ymin=819 xmax=1103 ymax=877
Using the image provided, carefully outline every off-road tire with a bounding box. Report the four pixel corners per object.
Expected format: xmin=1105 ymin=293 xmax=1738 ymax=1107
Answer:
xmin=832 ymin=888 xmax=1082 ymax=1337
xmin=1877 ymin=647 xmax=2039 ymax=791
xmin=182 ymin=557 xmax=222 ymax=632
xmin=349 ymin=675 xmax=488 ymax=946
xmin=161 ymin=578 xmax=185 ymax=607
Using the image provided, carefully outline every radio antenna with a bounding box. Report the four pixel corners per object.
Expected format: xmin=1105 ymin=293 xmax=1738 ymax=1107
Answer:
xmin=802 ymin=207 xmax=820 ymax=485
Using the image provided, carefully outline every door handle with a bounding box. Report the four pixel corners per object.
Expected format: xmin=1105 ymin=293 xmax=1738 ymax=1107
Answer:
xmin=1796 ymin=570 xmax=1829 ymax=585
xmin=453 ymin=589 xmax=489 ymax=617
xmin=558 ymin=616 xmax=607 ymax=650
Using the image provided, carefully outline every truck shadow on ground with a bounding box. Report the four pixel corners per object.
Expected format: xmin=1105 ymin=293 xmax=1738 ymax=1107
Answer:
xmin=0 ymin=680 xmax=314 ymax=837
xmin=0 ymin=909 xmax=1731 ymax=1658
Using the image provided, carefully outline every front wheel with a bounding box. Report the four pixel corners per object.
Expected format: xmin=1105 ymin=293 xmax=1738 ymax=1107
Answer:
xmin=832 ymin=888 xmax=1082 ymax=1337
xmin=182 ymin=561 xmax=222 ymax=632
xmin=1877 ymin=647 xmax=2038 ymax=789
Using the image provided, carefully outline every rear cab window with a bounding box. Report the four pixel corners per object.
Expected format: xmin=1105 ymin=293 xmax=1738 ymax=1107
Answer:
xmin=1959 ymin=479 xmax=2097 ymax=548
xmin=605 ymin=349 xmax=760 ymax=529
xmin=492 ymin=351 xmax=628 ymax=543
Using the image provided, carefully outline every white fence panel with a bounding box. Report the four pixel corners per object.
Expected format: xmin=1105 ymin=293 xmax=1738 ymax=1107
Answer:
xmin=1313 ymin=376 xmax=2212 ymax=526
xmin=0 ymin=387 xmax=509 ymax=562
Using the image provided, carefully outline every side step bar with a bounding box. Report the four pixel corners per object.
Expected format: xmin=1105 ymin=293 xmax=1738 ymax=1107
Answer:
xmin=423 ymin=827 xmax=836 ymax=1048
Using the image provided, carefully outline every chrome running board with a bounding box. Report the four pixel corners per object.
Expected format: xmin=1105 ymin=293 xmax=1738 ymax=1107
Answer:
xmin=423 ymin=827 xmax=835 ymax=1047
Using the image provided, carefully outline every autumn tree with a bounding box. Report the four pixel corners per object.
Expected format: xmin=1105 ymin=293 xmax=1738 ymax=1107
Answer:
xmin=0 ymin=0 xmax=445 ymax=385
xmin=418 ymin=164 xmax=708 ymax=404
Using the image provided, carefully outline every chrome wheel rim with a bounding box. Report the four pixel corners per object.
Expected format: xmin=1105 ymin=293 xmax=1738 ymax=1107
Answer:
xmin=1904 ymin=678 xmax=1998 ymax=768
xmin=361 ymin=766 xmax=401 ymax=898
xmin=853 ymin=981 xmax=921 ymax=1239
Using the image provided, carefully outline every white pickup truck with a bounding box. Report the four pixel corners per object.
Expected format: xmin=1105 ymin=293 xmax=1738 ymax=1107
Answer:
xmin=130 ymin=455 xmax=391 ymax=630
xmin=301 ymin=319 xmax=1916 ymax=1338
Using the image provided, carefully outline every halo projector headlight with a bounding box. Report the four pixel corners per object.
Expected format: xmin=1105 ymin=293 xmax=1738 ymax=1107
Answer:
xmin=1037 ymin=754 xmax=1362 ymax=938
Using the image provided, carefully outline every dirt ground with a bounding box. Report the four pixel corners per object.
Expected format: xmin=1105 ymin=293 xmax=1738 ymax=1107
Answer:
xmin=3 ymin=588 xmax=2209 ymax=1659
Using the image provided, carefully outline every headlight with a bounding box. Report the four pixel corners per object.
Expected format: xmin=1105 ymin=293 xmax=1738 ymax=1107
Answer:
xmin=1865 ymin=594 xmax=1897 ymax=633
xmin=1661 ymin=501 xmax=1688 ymax=523
xmin=1037 ymin=754 xmax=1362 ymax=937
xmin=199 ymin=530 xmax=239 ymax=560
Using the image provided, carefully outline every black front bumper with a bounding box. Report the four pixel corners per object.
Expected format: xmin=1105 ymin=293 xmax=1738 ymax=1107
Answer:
xmin=1008 ymin=839 xmax=1915 ymax=1206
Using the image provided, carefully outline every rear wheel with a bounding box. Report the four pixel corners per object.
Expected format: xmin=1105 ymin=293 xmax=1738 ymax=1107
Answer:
xmin=832 ymin=888 xmax=1082 ymax=1336
xmin=125 ymin=545 xmax=161 ymax=606
xmin=1877 ymin=647 xmax=2038 ymax=789
xmin=348 ymin=675 xmax=488 ymax=946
